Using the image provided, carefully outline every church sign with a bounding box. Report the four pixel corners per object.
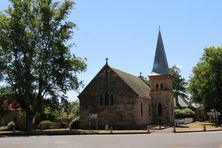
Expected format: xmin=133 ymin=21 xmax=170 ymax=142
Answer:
xmin=89 ymin=113 xmax=98 ymax=119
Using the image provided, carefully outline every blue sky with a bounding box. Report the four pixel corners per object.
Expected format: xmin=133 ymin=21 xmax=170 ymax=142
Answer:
xmin=1 ymin=0 xmax=222 ymax=101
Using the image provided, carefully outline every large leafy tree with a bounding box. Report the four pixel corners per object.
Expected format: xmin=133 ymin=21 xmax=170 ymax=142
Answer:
xmin=0 ymin=0 xmax=86 ymax=131
xmin=189 ymin=47 xmax=222 ymax=113
xmin=169 ymin=65 xmax=187 ymax=98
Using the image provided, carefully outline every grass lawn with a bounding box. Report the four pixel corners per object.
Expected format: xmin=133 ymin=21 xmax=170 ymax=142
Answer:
xmin=175 ymin=121 xmax=222 ymax=132
xmin=34 ymin=128 xmax=149 ymax=134
xmin=69 ymin=129 xmax=148 ymax=134
xmin=2 ymin=122 xmax=221 ymax=135
xmin=0 ymin=126 xmax=8 ymax=131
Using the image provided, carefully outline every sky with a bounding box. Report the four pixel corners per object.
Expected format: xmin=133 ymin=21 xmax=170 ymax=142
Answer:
xmin=1 ymin=0 xmax=222 ymax=101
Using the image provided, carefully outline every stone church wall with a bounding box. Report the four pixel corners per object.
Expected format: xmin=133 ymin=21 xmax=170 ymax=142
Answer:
xmin=79 ymin=66 xmax=151 ymax=129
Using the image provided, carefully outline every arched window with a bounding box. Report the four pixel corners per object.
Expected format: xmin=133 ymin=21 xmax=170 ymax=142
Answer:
xmin=105 ymin=92 xmax=109 ymax=106
xmin=99 ymin=95 xmax=103 ymax=106
xmin=110 ymin=94 xmax=114 ymax=106
xmin=156 ymin=83 xmax=159 ymax=89
xmin=100 ymin=92 xmax=115 ymax=106
xmin=158 ymin=103 xmax=162 ymax=116
xmin=160 ymin=83 xmax=164 ymax=89
xmin=141 ymin=102 xmax=143 ymax=116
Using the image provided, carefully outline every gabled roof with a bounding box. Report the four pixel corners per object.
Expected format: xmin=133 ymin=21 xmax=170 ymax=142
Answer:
xmin=174 ymin=95 xmax=199 ymax=109
xmin=150 ymin=30 xmax=169 ymax=76
xmin=112 ymin=68 xmax=151 ymax=98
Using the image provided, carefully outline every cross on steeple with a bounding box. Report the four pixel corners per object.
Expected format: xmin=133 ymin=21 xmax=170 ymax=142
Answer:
xmin=105 ymin=58 xmax=109 ymax=65
xmin=139 ymin=72 xmax=142 ymax=77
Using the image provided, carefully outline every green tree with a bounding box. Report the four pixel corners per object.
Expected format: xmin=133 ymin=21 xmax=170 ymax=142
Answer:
xmin=189 ymin=47 xmax=222 ymax=113
xmin=41 ymin=96 xmax=61 ymax=122
xmin=169 ymin=65 xmax=187 ymax=98
xmin=0 ymin=0 xmax=86 ymax=132
xmin=189 ymin=47 xmax=222 ymax=112
xmin=69 ymin=100 xmax=79 ymax=120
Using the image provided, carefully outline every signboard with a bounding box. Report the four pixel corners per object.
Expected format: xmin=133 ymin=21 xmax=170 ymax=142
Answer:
xmin=207 ymin=112 xmax=221 ymax=116
xmin=89 ymin=113 xmax=98 ymax=119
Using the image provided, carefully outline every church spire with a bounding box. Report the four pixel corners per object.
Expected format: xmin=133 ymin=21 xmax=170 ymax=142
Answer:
xmin=150 ymin=29 xmax=169 ymax=76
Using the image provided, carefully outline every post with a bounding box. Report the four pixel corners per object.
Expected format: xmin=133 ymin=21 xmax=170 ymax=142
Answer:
xmin=159 ymin=124 xmax=161 ymax=129
xmin=203 ymin=125 xmax=206 ymax=132
xmin=110 ymin=126 xmax=113 ymax=134
xmin=147 ymin=125 xmax=150 ymax=134
xmin=89 ymin=120 xmax=91 ymax=130
xmin=96 ymin=121 xmax=98 ymax=130
xmin=105 ymin=125 xmax=109 ymax=131
xmin=173 ymin=124 xmax=176 ymax=133
xmin=12 ymin=126 xmax=15 ymax=133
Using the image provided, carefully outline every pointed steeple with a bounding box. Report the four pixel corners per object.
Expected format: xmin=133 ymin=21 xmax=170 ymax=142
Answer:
xmin=150 ymin=29 xmax=169 ymax=76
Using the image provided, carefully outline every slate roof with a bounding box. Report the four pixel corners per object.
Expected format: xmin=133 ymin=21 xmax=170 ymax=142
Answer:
xmin=150 ymin=30 xmax=169 ymax=76
xmin=112 ymin=68 xmax=151 ymax=98
xmin=174 ymin=95 xmax=198 ymax=108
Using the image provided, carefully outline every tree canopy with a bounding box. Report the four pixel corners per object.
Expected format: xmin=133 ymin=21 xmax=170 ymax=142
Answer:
xmin=169 ymin=65 xmax=187 ymax=98
xmin=188 ymin=47 xmax=222 ymax=112
xmin=0 ymin=0 xmax=86 ymax=131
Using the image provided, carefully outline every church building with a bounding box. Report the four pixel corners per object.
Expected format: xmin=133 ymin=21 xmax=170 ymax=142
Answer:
xmin=78 ymin=30 xmax=174 ymax=129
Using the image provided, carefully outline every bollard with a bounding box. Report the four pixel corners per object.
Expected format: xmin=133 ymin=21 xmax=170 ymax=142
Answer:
xmin=12 ymin=126 xmax=15 ymax=133
xmin=110 ymin=126 xmax=113 ymax=134
xmin=147 ymin=125 xmax=150 ymax=134
xmin=96 ymin=122 xmax=98 ymax=130
xmin=159 ymin=124 xmax=161 ymax=129
xmin=105 ymin=125 xmax=109 ymax=131
xmin=203 ymin=125 xmax=206 ymax=132
xmin=173 ymin=125 xmax=176 ymax=133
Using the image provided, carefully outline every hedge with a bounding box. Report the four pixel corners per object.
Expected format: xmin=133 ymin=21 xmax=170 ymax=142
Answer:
xmin=39 ymin=120 xmax=53 ymax=130
xmin=175 ymin=108 xmax=195 ymax=119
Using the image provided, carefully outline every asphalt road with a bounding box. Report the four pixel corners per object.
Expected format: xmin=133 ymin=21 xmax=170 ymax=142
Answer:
xmin=0 ymin=132 xmax=222 ymax=148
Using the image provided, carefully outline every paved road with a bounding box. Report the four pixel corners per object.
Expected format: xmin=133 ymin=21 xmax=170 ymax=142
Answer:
xmin=0 ymin=132 xmax=222 ymax=148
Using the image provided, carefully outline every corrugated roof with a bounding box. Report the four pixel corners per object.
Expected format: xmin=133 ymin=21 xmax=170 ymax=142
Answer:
xmin=150 ymin=30 xmax=169 ymax=76
xmin=112 ymin=68 xmax=151 ymax=98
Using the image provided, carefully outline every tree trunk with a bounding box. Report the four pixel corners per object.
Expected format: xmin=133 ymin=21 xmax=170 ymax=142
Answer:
xmin=25 ymin=110 xmax=35 ymax=132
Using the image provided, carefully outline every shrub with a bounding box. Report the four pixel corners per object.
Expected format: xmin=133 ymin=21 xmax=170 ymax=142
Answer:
xmin=39 ymin=120 xmax=53 ymax=130
xmin=69 ymin=117 xmax=80 ymax=129
xmin=7 ymin=121 xmax=15 ymax=130
xmin=61 ymin=122 xmax=68 ymax=128
xmin=175 ymin=108 xmax=195 ymax=119
xmin=183 ymin=108 xmax=195 ymax=118
xmin=175 ymin=109 xmax=184 ymax=119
